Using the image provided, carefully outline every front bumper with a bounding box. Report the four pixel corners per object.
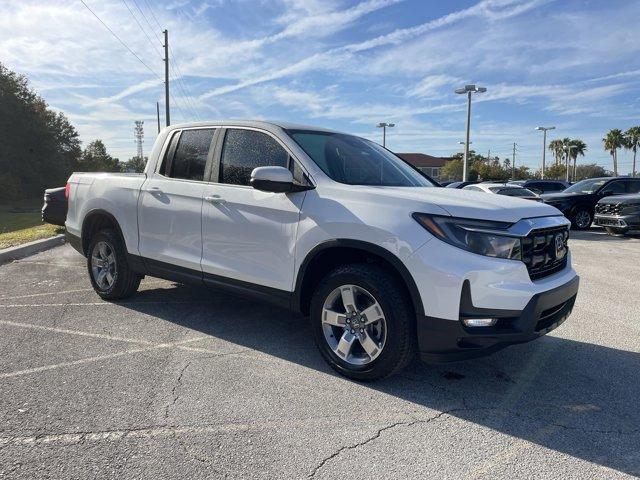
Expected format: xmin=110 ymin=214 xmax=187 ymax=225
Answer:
xmin=417 ymin=275 xmax=579 ymax=362
xmin=594 ymin=214 xmax=640 ymax=229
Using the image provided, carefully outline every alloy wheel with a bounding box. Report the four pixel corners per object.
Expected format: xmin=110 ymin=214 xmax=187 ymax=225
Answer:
xmin=321 ymin=284 xmax=387 ymax=366
xmin=575 ymin=210 xmax=591 ymax=229
xmin=91 ymin=241 xmax=117 ymax=290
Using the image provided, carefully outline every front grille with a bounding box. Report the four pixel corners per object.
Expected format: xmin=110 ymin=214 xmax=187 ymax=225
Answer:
xmin=595 ymin=202 xmax=622 ymax=215
xmin=521 ymin=226 xmax=569 ymax=280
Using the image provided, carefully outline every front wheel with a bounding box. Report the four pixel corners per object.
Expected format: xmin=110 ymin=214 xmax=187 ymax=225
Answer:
xmin=310 ymin=264 xmax=416 ymax=381
xmin=572 ymin=208 xmax=592 ymax=230
xmin=87 ymin=229 xmax=141 ymax=300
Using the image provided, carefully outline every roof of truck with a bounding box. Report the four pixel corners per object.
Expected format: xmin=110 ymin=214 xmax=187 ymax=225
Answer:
xmin=166 ymin=119 xmax=339 ymax=133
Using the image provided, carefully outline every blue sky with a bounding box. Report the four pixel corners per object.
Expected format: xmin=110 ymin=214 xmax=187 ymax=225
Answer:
xmin=1 ymin=0 xmax=639 ymax=173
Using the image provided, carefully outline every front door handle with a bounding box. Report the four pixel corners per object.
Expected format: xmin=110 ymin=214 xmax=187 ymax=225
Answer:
xmin=205 ymin=195 xmax=226 ymax=204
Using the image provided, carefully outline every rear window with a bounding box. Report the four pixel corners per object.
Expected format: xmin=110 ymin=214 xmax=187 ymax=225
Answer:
xmin=497 ymin=187 xmax=536 ymax=197
xmin=160 ymin=129 xmax=215 ymax=181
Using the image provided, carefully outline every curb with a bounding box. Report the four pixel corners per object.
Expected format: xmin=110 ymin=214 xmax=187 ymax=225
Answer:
xmin=0 ymin=234 xmax=66 ymax=265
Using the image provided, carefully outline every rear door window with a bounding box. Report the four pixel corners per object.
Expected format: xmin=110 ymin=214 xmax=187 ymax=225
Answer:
xmin=219 ymin=129 xmax=289 ymax=186
xmin=162 ymin=129 xmax=215 ymax=181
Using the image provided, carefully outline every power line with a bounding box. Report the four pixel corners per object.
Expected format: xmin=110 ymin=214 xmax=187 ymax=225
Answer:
xmin=78 ymin=0 xmax=161 ymax=80
xmin=135 ymin=0 xmax=201 ymax=120
xmin=121 ymin=0 xmax=162 ymax=58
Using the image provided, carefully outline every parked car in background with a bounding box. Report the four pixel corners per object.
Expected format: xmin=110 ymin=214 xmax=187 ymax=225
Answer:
xmin=64 ymin=120 xmax=579 ymax=380
xmin=42 ymin=186 xmax=68 ymax=226
xmin=445 ymin=181 xmax=478 ymax=189
xmin=541 ymin=177 xmax=640 ymax=230
xmin=594 ymin=194 xmax=640 ymax=235
xmin=463 ymin=183 xmax=543 ymax=201
xmin=509 ymin=179 xmax=570 ymax=194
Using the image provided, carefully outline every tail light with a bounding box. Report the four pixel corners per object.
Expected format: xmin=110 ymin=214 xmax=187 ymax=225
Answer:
xmin=64 ymin=182 xmax=71 ymax=200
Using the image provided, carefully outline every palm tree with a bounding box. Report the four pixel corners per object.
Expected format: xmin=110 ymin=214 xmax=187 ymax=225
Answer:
xmin=603 ymin=129 xmax=624 ymax=176
xmin=548 ymin=139 xmax=564 ymax=166
xmin=568 ymin=139 xmax=587 ymax=181
xmin=624 ymin=126 xmax=640 ymax=178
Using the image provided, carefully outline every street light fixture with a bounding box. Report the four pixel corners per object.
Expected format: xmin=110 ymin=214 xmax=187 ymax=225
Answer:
xmin=455 ymin=85 xmax=486 ymax=182
xmin=377 ymin=122 xmax=395 ymax=147
xmin=535 ymin=126 xmax=555 ymax=179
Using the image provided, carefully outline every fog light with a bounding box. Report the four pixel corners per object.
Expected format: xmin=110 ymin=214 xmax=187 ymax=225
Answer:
xmin=463 ymin=318 xmax=497 ymax=327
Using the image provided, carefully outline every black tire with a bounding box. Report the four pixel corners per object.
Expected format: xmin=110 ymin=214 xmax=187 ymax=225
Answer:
xmin=605 ymin=226 xmax=628 ymax=236
xmin=87 ymin=229 xmax=141 ymax=300
xmin=571 ymin=208 xmax=592 ymax=230
xmin=310 ymin=263 xmax=416 ymax=381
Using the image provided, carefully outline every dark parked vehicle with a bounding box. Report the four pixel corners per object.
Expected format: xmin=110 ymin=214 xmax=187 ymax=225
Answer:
xmin=541 ymin=177 xmax=640 ymax=230
xmin=42 ymin=186 xmax=67 ymax=226
xmin=594 ymin=194 xmax=640 ymax=235
xmin=509 ymin=179 xmax=570 ymax=194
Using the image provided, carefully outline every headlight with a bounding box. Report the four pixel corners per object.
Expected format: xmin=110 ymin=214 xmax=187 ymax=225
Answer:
xmin=412 ymin=213 xmax=522 ymax=260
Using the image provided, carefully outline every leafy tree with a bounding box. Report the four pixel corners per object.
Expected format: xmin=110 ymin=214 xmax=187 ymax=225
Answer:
xmin=624 ymin=126 xmax=640 ymax=178
xmin=441 ymin=157 xmax=463 ymax=180
xmin=574 ymin=164 xmax=611 ymax=180
xmin=603 ymin=129 xmax=624 ymax=176
xmin=77 ymin=140 xmax=120 ymax=172
xmin=543 ymin=163 xmax=568 ymax=180
xmin=0 ymin=62 xmax=81 ymax=200
xmin=120 ymin=156 xmax=147 ymax=173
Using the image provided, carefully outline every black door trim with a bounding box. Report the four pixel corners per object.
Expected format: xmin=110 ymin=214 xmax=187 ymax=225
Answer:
xmin=128 ymin=254 xmax=292 ymax=309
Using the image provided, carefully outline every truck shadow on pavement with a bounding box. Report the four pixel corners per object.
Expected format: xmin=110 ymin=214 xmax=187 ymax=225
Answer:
xmin=121 ymin=284 xmax=640 ymax=477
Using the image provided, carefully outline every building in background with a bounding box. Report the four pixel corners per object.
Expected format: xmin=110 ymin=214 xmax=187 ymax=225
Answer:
xmin=396 ymin=153 xmax=453 ymax=181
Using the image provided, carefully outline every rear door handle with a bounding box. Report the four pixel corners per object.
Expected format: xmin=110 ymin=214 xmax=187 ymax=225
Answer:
xmin=205 ymin=195 xmax=226 ymax=204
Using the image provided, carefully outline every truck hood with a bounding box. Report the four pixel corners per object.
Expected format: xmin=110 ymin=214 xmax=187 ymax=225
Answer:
xmin=540 ymin=192 xmax=588 ymax=201
xmin=353 ymin=186 xmax=561 ymax=223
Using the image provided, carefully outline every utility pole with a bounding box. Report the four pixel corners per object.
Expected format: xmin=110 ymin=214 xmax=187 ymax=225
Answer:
xmin=512 ymin=142 xmax=517 ymax=179
xmin=156 ymin=102 xmax=161 ymax=133
xmin=163 ymin=29 xmax=170 ymax=126
xmin=487 ymin=149 xmax=491 ymax=164
xmin=376 ymin=122 xmax=395 ymax=147
xmin=134 ymin=121 xmax=144 ymax=159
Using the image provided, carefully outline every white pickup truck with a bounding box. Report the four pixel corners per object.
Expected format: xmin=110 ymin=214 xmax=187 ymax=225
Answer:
xmin=66 ymin=120 xmax=579 ymax=380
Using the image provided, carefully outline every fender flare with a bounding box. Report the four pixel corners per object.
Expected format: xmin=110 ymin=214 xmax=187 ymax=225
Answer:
xmin=293 ymin=239 xmax=424 ymax=316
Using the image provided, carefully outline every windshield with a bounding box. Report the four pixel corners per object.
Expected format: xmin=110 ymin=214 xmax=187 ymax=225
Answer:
xmin=287 ymin=130 xmax=434 ymax=187
xmin=564 ymin=178 xmax=608 ymax=194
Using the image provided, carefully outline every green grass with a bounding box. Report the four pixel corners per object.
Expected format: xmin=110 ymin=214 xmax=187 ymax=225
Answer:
xmin=0 ymin=198 xmax=64 ymax=249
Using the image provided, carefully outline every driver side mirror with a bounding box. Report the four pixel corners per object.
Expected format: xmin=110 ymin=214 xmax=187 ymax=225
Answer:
xmin=250 ymin=166 xmax=295 ymax=193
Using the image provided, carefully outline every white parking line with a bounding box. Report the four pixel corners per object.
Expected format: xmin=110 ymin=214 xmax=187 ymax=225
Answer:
xmin=0 ymin=280 xmax=170 ymax=301
xmin=0 ymin=336 xmax=206 ymax=380
xmin=0 ymin=300 xmax=212 ymax=308
xmin=0 ymin=320 xmax=157 ymax=345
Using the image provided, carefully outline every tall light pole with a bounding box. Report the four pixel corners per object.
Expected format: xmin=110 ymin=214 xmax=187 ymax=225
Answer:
xmin=377 ymin=122 xmax=395 ymax=147
xmin=564 ymin=144 xmax=576 ymax=182
xmin=455 ymin=85 xmax=486 ymax=182
xmin=535 ymin=126 xmax=555 ymax=179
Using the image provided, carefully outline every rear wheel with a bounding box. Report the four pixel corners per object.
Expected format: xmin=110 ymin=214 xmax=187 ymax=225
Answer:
xmin=87 ymin=229 xmax=141 ymax=300
xmin=310 ymin=264 xmax=416 ymax=381
xmin=572 ymin=208 xmax=592 ymax=230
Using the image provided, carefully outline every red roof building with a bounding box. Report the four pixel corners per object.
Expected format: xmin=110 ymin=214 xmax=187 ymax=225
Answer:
xmin=395 ymin=153 xmax=453 ymax=180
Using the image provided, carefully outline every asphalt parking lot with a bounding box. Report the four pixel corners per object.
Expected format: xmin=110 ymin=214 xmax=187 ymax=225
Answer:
xmin=0 ymin=228 xmax=639 ymax=479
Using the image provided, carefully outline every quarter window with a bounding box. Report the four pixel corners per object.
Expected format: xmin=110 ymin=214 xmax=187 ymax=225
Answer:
xmin=164 ymin=129 xmax=215 ymax=181
xmin=220 ymin=129 xmax=289 ymax=186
